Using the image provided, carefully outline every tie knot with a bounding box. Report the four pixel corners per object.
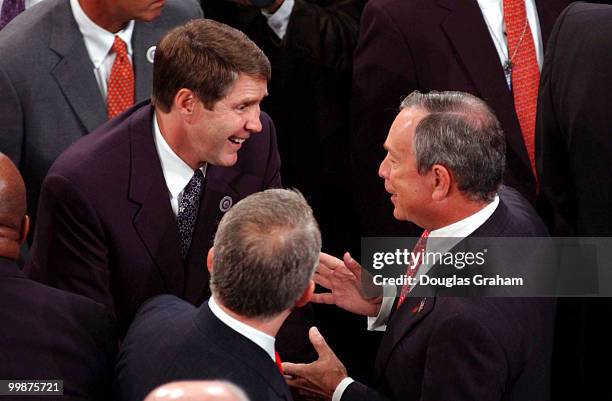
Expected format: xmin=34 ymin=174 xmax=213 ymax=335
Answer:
xmin=111 ymin=36 xmax=128 ymax=57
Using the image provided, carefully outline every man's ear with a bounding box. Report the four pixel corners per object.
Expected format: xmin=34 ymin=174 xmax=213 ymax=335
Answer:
xmin=174 ymin=89 xmax=198 ymax=118
xmin=18 ymin=215 xmax=29 ymax=245
xmin=207 ymin=247 xmax=214 ymax=273
xmin=430 ymin=164 xmax=452 ymax=201
xmin=294 ymin=280 xmax=315 ymax=308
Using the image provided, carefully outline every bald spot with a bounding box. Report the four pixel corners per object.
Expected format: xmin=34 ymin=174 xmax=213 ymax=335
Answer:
xmin=0 ymin=153 xmax=26 ymax=231
xmin=144 ymin=381 xmax=249 ymax=401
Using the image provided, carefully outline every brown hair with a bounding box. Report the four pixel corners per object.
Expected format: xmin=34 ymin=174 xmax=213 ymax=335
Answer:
xmin=152 ymin=19 xmax=271 ymax=112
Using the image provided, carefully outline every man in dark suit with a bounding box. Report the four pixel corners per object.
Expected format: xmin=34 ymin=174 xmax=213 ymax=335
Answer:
xmin=351 ymin=0 xmax=570 ymax=239
xmin=536 ymin=3 xmax=612 ymax=399
xmin=26 ymin=19 xmax=281 ymax=337
xmin=0 ymin=153 xmax=115 ymax=401
xmin=283 ymin=91 xmax=554 ymax=401
xmin=0 ymin=0 xmax=202 ymax=228
xmin=114 ymin=189 xmax=320 ymax=401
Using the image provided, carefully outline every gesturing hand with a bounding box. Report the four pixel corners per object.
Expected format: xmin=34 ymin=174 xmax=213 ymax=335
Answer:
xmin=283 ymin=327 xmax=347 ymax=400
xmin=311 ymin=252 xmax=382 ymax=317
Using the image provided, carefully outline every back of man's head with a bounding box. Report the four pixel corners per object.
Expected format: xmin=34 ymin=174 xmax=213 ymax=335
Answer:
xmin=210 ymin=189 xmax=321 ymax=319
xmin=144 ymin=381 xmax=250 ymax=401
xmin=152 ymin=19 xmax=271 ymax=112
xmin=0 ymin=153 xmax=28 ymax=259
xmin=401 ymin=91 xmax=506 ymax=202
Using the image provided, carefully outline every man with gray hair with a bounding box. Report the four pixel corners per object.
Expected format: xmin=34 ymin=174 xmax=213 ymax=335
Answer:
xmin=114 ymin=189 xmax=320 ymax=401
xmin=283 ymin=91 xmax=555 ymax=401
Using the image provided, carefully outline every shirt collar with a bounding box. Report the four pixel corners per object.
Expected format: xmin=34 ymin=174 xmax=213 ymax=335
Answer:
xmin=430 ymin=194 xmax=500 ymax=239
xmin=70 ymin=0 xmax=134 ymax=68
xmin=208 ymin=296 xmax=276 ymax=361
xmin=152 ymin=112 xmax=207 ymax=202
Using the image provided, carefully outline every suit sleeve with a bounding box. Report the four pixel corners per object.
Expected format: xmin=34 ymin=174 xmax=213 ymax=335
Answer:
xmin=27 ymin=173 xmax=115 ymax=315
xmin=262 ymin=113 xmax=282 ymax=188
xmin=535 ymin=4 xmax=576 ymax=236
xmin=0 ymin=63 xmax=24 ymax=168
xmin=350 ymin=0 xmax=418 ymax=235
xmin=341 ymin=381 xmax=392 ymax=401
xmin=419 ymin=314 xmax=508 ymax=401
xmin=282 ymin=0 xmax=365 ymax=71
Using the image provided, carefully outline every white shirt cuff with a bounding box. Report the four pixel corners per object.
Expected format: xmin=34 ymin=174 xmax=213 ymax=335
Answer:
xmin=332 ymin=377 xmax=355 ymax=401
xmin=367 ymin=286 xmax=397 ymax=331
xmin=261 ymin=0 xmax=294 ymax=39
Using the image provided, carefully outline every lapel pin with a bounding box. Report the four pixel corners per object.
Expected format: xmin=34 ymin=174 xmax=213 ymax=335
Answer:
xmin=146 ymin=46 xmax=156 ymax=64
xmin=219 ymin=196 xmax=233 ymax=212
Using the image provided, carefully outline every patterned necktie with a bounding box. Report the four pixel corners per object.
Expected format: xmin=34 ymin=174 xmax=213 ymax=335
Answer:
xmin=107 ymin=36 xmax=134 ymax=119
xmin=0 ymin=0 xmax=25 ymax=30
xmin=177 ymin=169 xmax=204 ymax=260
xmin=396 ymin=230 xmax=429 ymax=310
xmin=503 ymin=0 xmax=539 ymax=179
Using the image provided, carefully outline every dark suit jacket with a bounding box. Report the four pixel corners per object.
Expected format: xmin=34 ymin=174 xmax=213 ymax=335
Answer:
xmin=114 ymin=295 xmax=293 ymax=401
xmin=535 ymin=4 xmax=612 ymax=400
xmin=26 ymin=101 xmax=282 ymax=336
xmin=536 ymin=2 xmax=612 ymax=237
xmin=351 ymin=0 xmax=570 ymax=238
xmin=0 ymin=257 xmax=115 ymax=401
xmin=0 ymin=0 xmax=202 ymax=227
xmin=342 ymin=188 xmax=555 ymax=401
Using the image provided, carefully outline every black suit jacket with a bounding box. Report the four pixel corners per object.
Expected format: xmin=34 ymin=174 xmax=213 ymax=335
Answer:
xmin=351 ymin=0 xmax=570 ymax=238
xmin=342 ymin=188 xmax=555 ymax=401
xmin=536 ymin=2 xmax=612 ymax=237
xmin=26 ymin=101 xmax=281 ymax=335
xmin=0 ymin=257 xmax=115 ymax=401
xmin=114 ymin=295 xmax=293 ymax=401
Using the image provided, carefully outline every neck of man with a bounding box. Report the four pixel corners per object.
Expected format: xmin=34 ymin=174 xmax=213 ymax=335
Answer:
xmin=425 ymin=193 xmax=492 ymax=231
xmin=216 ymin=299 xmax=289 ymax=338
xmin=79 ymin=0 xmax=130 ymax=33
xmin=155 ymin=109 xmax=202 ymax=171
xmin=0 ymin=229 xmax=20 ymax=261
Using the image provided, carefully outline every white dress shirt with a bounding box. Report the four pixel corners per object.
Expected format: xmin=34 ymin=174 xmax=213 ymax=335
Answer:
xmin=152 ymin=113 xmax=207 ymax=216
xmin=261 ymin=0 xmax=294 ymax=39
xmin=477 ymin=0 xmax=544 ymax=77
xmin=69 ymin=0 xmax=134 ymax=101
xmin=334 ymin=195 xmax=501 ymax=401
xmin=209 ymin=296 xmax=277 ymax=361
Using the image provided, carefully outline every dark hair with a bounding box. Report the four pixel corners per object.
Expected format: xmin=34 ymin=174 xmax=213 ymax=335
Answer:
xmin=399 ymin=91 xmax=506 ymax=202
xmin=152 ymin=19 xmax=271 ymax=112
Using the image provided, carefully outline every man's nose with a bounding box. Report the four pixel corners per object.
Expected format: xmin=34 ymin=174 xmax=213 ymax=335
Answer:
xmin=245 ymin=106 xmax=263 ymax=133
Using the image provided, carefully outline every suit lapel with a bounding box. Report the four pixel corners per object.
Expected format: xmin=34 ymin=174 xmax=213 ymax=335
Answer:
xmin=132 ymin=20 xmax=154 ymax=101
xmin=128 ymin=105 xmax=185 ymax=298
xmin=375 ymin=297 xmax=435 ymax=383
xmin=49 ymin=0 xmax=106 ymax=134
xmin=184 ymin=165 xmax=243 ymax=305
xmin=437 ymin=0 xmax=532 ymax=172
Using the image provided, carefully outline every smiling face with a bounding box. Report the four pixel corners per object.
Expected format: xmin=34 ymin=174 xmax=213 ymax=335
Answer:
xmin=184 ymin=74 xmax=268 ymax=168
xmin=378 ymin=107 xmax=432 ymax=227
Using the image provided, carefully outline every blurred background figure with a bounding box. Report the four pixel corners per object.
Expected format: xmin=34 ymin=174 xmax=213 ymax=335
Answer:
xmin=0 ymin=152 xmax=115 ymax=401
xmin=144 ymin=381 xmax=250 ymax=401
xmin=536 ymin=2 xmax=612 ymax=400
xmin=0 ymin=0 xmax=202 ymax=232
xmin=351 ymin=0 xmax=570 ymax=240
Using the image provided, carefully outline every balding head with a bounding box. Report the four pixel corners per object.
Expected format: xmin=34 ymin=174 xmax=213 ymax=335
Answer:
xmin=0 ymin=153 xmax=29 ymax=260
xmin=144 ymin=381 xmax=250 ymax=401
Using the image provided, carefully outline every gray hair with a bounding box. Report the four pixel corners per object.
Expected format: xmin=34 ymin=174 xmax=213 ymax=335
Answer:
xmin=399 ymin=91 xmax=505 ymax=202
xmin=210 ymin=189 xmax=321 ymax=319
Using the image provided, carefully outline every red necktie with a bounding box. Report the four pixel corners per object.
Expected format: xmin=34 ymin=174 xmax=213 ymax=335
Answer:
xmin=503 ymin=0 xmax=539 ymax=179
xmin=107 ymin=36 xmax=134 ymax=119
xmin=274 ymin=351 xmax=284 ymax=374
xmin=396 ymin=230 xmax=429 ymax=310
